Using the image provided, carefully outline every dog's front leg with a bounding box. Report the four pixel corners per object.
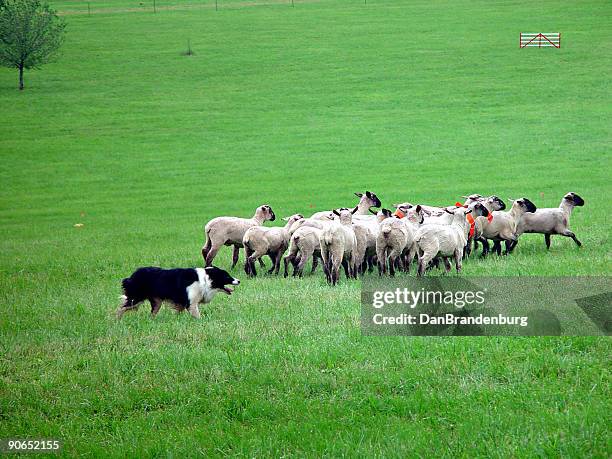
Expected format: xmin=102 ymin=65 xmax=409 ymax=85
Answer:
xmin=188 ymin=303 xmax=201 ymax=319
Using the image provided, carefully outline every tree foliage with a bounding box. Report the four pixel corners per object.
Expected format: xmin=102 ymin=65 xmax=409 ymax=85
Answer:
xmin=0 ymin=0 xmax=66 ymax=89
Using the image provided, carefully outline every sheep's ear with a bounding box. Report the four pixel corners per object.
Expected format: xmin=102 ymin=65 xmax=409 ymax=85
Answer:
xmin=422 ymin=208 xmax=432 ymax=216
xmin=368 ymin=208 xmax=377 ymax=215
xmin=415 ymin=205 xmax=422 ymax=213
xmin=333 ymin=209 xmax=340 ymax=216
xmin=460 ymin=195 xmax=469 ymax=199
xmin=508 ymin=197 xmax=515 ymax=202
xmin=466 ymin=209 xmax=473 ymax=214
xmin=282 ymin=217 xmax=290 ymax=221
xmin=351 ymin=206 xmax=359 ymax=214
xmin=444 ymin=208 xmax=454 ymax=214
xmin=366 ymin=191 xmax=372 ymax=198
xmin=354 ymin=192 xmax=363 ymax=197
xmin=392 ymin=203 xmax=399 ymax=208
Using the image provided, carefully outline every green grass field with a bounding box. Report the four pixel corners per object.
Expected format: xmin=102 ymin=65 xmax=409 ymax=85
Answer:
xmin=1 ymin=0 xmax=611 ymax=456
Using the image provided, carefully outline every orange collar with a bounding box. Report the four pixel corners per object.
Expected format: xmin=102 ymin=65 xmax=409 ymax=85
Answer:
xmin=487 ymin=213 xmax=493 ymax=222
xmin=466 ymin=213 xmax=475 ymax=237
xmin=394 ymin=209 xmax=405 ymax=218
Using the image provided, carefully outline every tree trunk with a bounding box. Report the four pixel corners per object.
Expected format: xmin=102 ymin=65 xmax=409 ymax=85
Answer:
xmin=18 ymin=65 xmax=24 ymax=90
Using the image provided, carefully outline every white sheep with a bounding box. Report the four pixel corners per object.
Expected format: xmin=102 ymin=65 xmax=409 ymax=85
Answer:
xmin=468 ymin=196 xmax=506 ymax=256
xmin=202 ymin=205 xmax=276 ymax=267
xmin=283 ymin=213 xmax=337 ymax=277
xmin=479 ymin=198 xmax=537 ymax=256
xmin=283 ymin=225 xmax=324 ymax=277
xmin=353 ymin=208 xmax=393 ymax=273
xmin=319 ymin=208 xmax=358 ymax=285
xmin=243 ymin=214 xmax=304 ymax=276
xmin=375 ymin=205 xmax=427 ymax=275
xmin=415 ymin=207 xmax=473 ymax=276
xmin=514 ymin=192 xmax=584 ymax=250
xmin=376 ymin=215 xmax=410 ymax=276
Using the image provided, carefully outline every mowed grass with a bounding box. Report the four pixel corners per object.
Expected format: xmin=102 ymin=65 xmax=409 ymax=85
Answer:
xmin=1 ymin=0 xmax=611 ymax=456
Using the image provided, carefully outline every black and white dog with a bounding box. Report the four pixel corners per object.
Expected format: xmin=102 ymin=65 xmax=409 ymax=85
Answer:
xmin=117 ymin=266 xmax=240 ymax=319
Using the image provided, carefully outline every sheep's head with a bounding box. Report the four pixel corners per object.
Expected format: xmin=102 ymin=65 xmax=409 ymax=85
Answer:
xmin=405 ymin=205 xmax=426 ymax=224
xmin=377 ymin=208 xmax=393 ymax=222
xmin=564 ymin=192 xmax=585 ymax=207
xmin=469 ymin=202 xmax=490 ymax=218
xmin=257 ymin=205 xmax=276 ymax=221
xmin=509 ymin=198 xmax=537 ymax=213
xmin=460 ymin=194 xmax=483 ymax=205
xmin=485 ymin=195 xmax=506 ymax=211
xmin=355 ymin=191 xmax=381 ymax=209
xmin=282 ymin=213 xmax=304 ymax=226
xmin=333 ymin=207 xmax=356 ymax=224
xmin=394 ymin=203 xmax=413 ymax=219
xmin=444 ymin=206 xmax=472 ymax=219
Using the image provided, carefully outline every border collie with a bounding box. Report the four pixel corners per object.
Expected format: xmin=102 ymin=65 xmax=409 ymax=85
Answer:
xmin=117 ymin=266 xmax=240 ymax=319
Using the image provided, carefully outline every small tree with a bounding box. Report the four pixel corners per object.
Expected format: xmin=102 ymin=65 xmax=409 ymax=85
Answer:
xmin=0 ymin=0 xmax=65 ymax=90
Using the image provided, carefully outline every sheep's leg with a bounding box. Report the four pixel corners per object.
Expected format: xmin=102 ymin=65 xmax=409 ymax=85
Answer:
xmin=295 ymin=252 xmax=311 ymax=277
xmin=443 ymin=258 xmax=451 ymax=273
xmin=545 ymin=234 xmax=552 ymax=249
xmin=561 ymin=230 xmax=582 ymax=247
xmin=454 ymin=249 xmax=463 ymax=274
xmin=150 ymin=298 xmax=162 ymax=317
xmin=283 ymin=253 xmax=295 ymax=278
xmin=205 ymin=243 xmax=221 ymax=267
xmin=465 ymin=238 xmax=472 ymax=258
xmin=322 ymin=263 xmax=331 ymax=283
xmin=201 ymin=238 xmax=212 ymax=263
xmin=367 ymin=256 xmax=374 ymax=273
xmin=342 ymin=259 xmax=351 ymax=279
xmin=376 ymin=247 xmax=386 ymax=276
xmin=320 ymin=248 xmax=331 ymax=283
xmin=258 ymin=259 xmax=266 ymax=268
xmin=246 ymin=250 xmax=265 ymax=277
xmin=273 ymin=252 xmax=283 ymax=275
xmin=504 ymin=240 xmax=516 ymax=254
xmin=417 ymin=253 xmax=432 ymax=277
xmin=389 ymin=255 xmax=397 ymax=276
xmin=311 ymin=255 xmax=319 ymax=274
xmin=244 ymin=246 xmax=255 ymax=276
xmin=231 ymin=245 xmax=240 ymax=269
xmin=332 ymin=261 xmax=341 ymax=285
xmin=267 ymin=253 xmax=277 ymax=274
xmin=479 ymin=238 xmax=489 ymax=258
xmin=406 ymin=245 xmax=417 ymax=274
xmin=493 ymin=241 xmax=502 ymax=256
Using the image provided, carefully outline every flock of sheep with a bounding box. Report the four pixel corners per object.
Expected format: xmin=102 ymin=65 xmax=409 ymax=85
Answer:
xmin=201 ymin=191 xmax=585 ymax=285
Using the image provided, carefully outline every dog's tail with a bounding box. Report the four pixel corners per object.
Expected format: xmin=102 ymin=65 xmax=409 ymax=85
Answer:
xmin=121 ymin=277 xmax=133 ymax=296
